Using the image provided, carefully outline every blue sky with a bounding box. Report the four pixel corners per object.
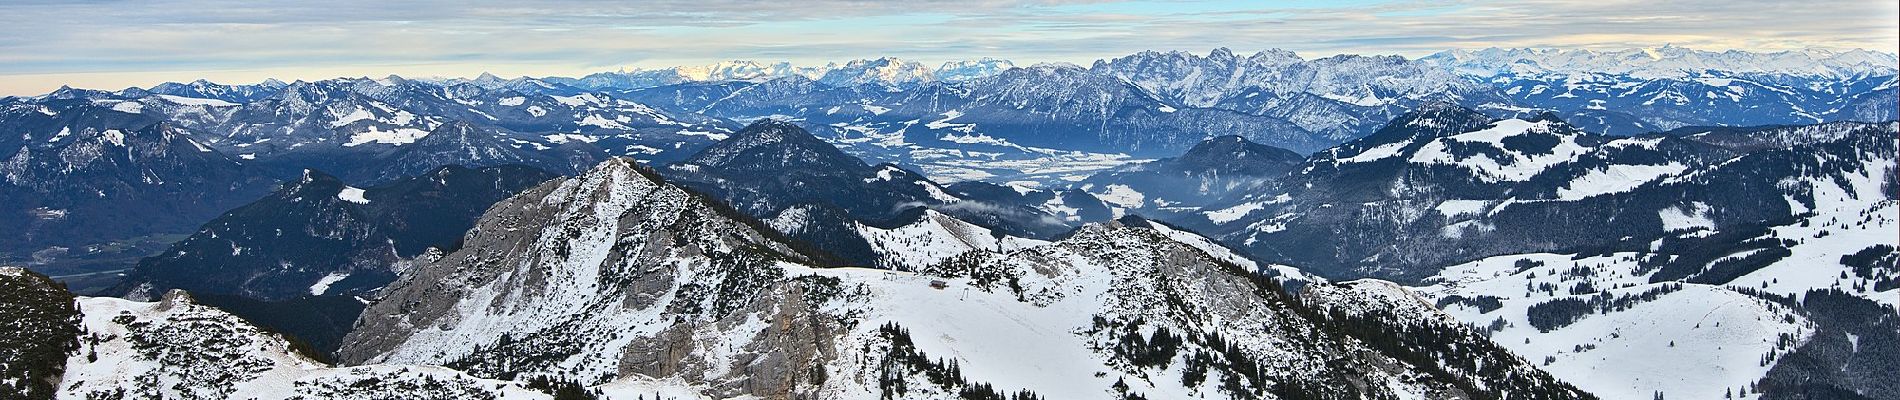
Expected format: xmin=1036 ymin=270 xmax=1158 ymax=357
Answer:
xmin=1 ymin=0 xmax=1894 ymax=95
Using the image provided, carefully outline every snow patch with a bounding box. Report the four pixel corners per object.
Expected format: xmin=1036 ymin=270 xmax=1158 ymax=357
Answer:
xmin=337 ymin=187 xmax=370 ymax=204
xmin=1557 ymin=163 xmax=1685 ymax=200
xmin=155 ymin=94 xmax=237 ymax=107
xmin=343 ymin=127 xmax=430 ymax=147
xmin=310 ymin=272 xmax=351 ymax=295
xmin=1659 ymin=202 xmax=1715 ymax=232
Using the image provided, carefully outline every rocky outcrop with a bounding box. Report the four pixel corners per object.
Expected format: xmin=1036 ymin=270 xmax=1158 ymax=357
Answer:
xmin=340 ymin=157 xmax=839 ymax=398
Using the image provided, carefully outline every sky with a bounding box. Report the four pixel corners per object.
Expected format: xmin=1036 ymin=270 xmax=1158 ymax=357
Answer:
xmin=1 ymin=0 xmax=1895 ymax=95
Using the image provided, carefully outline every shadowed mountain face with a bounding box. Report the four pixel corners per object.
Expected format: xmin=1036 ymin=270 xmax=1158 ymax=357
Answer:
xmin=0 ymin=119 xmax=279 ymax=265
xmin=1079 ymin=134 xmax=1305 ymax=211
xmin=108 ymin=164 xmax=555 ymax=355
xmin=116 ymin=164 xmax=557 ymax=302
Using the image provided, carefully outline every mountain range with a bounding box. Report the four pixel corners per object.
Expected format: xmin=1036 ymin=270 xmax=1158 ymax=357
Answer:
xmin=0 ymin=45 xmax=1895 ymax=400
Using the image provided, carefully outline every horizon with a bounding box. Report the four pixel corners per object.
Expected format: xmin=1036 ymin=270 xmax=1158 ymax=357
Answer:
xmin=2 ymin=0 xmax=1896 ymax=96
xmin=9 ymin=44 xmax=1898 ymax=98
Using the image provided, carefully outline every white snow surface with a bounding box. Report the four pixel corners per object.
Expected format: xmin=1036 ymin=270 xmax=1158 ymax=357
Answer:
xmin=309 ymin=271 xmax=351 ymax=295
xmin=1417 ymin=253 xmax=1813 ymax=400
xmin=854 ymin=209 xmax=1046 ymax=271
xmin=1093 ymin=184 xmax=1146 ymax=208
xmin=342 ymin=126 xmax=430 ymax=147
xmin=1204 ymin=201 xmax=1266 ymax=224
xmin=1406 ymin=119 xmax=1589 ymax=182
xmin=348 ymin=161 xmax=1459 ymax=399
xmin=59 ymin=295 xmax=551 ymax=400
xmin=336 ymin=186 xmax=369 ymax=204
xmin=155 ymin=94 xmax=238 ymax=107
xmin=1433 ymin=199 xmax=1490 ymax=219
xmin=1658 ymin=202 xmax=1715 ymax=232
xmin=1556 ymin=163 xmax=1685 ymax=200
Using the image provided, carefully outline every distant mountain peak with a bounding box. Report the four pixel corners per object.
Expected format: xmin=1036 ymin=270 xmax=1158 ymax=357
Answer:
xmin=1420 ymin=45 xmax=1899 ymax=78
xmin=683 ymin=119 xmax=867 ymax=174
xmin=289 ymin=168 xmax=349 ymax=195
xmin=1176 ymin=135 xmax=1304 ymax=175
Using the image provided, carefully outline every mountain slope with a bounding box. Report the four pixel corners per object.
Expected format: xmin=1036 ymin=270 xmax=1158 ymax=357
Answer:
xmin=340 ymin=158 xmax=835 ymax=397
xmin=0 ymin=267 xmax=81 ymax=399
xmin=337 ymin=158 xmax=1589 ymax=398
xmin=1080 ymin=134 xmax=1304 ymax=211
xmin=0 ymin=118 xmax=278 ymax=267
xmin=359 ymin=121 xmax=602 ymax=183
xmin=668 ymin=119 xmax=1083 ymax=266
xmin=110 ymin=165 xmax=555 ymax=355
xmin=1194 ymin=106 xmax=1893 ymax=281
xmin=60 ymin=290 xmax=556 ymax=399
xmin=117 ymin=165 xmax=557 ymax=302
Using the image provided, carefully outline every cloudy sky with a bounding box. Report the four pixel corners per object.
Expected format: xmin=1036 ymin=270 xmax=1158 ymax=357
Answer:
xmin=1 ymin=0 xmax=1894 ymax=95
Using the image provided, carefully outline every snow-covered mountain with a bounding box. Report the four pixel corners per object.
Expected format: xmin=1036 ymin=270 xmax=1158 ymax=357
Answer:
xmin=666 ymin=119 xmax=1095 ymax=267
xmin=332 ymin=159 xmax=1589 ymax=399
xmin=595 ymin=46 xmax=1893 ymax=186
xmin=1105 ymin=107 xmax=1898 ymax=399
xmin=0 ymin=73 xmax=734 ymax=270
xmin=1171 ymin=104 xmax=1893 ymax=282
xmin=109 ymin=165 xmax=555 ymax=352
xmin=0 ymin=266 xmax=564 ymax=399
xmin=817 ymin=57 xmax=937 ymax=88
xmin=144 ymin=78 xmax=290 ymax=103
xmin=935 ymin=58 xmax=1017 ymax=82
xmin=552 ymin=58 xmax=1010 ymax=91
xmin=3 ymin=45 xmax=1896 ymax=400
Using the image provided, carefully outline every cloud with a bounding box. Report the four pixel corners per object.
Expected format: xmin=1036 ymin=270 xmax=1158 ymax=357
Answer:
xmin=0 ymin=0 xmax=1893 ymax=95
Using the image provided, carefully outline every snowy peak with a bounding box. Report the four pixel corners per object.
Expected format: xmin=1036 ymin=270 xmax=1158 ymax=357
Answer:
xmin=913 ymin=219 xmax=1591 ymax=399
xmin=672 ymin=59 xmax=821 ymax=81
xmin=1248 ymin=48 xmax=1304 ymax=66
xmin=339 ymin=157 xmax=820 ymax=389
xmin=935 ymin=58 xmax=1017 ymax=82
xmin=144 ymin=78 xmax=288 ymax=103
xmin=853 ymin=207 xmax=1044 ymax=271
xmin=818 ymin=57 xmax=936 ymax=87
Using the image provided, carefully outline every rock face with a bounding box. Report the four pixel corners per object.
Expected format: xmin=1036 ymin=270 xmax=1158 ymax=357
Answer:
xmin=340 ymin=157 xmax=838 ymax=398
xmin=338 ymin=157 xmax=1589 ymax=399
xmin=0 ymin=267 xmax=81 ymax=399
